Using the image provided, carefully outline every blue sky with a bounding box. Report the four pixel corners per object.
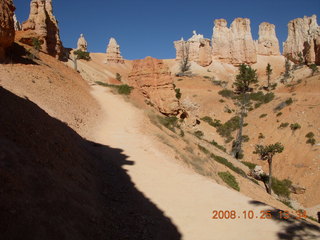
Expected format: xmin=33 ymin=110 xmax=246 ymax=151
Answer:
xmin=14 ymin=0 xmax=319 ymax=60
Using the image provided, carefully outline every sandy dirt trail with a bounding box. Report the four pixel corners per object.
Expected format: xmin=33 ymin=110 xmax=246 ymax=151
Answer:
xmin=90 ymin=85 xmax=319 ymax=240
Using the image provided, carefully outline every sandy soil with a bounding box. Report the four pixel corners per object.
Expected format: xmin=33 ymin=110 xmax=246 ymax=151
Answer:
xmin=90 ymin=85 xmax=320 ymax=240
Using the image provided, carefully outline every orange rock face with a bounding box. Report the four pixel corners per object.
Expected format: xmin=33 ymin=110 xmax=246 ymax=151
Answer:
xmin=283 ymin=15 xmax=320 ymax=65
xmin=128 ymin=57 xmax=180 ymax=115
xmin=0 ymin=0 xmax=15 ymax=62
xmin=21 ymin=0 xmax=63 ymax=59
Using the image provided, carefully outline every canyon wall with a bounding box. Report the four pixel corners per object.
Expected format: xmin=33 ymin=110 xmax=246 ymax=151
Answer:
xmin=0 ymin=0 xmax=15 ymax=62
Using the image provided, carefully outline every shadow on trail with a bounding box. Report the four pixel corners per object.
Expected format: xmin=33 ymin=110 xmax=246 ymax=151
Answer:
xmin=0 ymin=87 xmax=181 ymax=240
xmin=249 ymin=200 xmax=320 ymax=240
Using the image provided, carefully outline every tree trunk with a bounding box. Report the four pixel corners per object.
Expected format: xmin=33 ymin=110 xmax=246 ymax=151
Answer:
xmin=267 ymin=159 xmax=272 ymax=195
xmin=231 ymin=95 xmax=246 ymax=159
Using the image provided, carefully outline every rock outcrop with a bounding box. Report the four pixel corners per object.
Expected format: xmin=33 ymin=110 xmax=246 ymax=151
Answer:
xmin=13 ymin=13 xmax=21 ymax=31
xmin=105 ymin=37 xmax=124 ymax=64
xmin=128 ymin=57 xmax=180 ymax=115
xmin=283 ymin=15 xmax=320 ymax=65
xmin=21 ymin=0 xmax=63 ymax=59
xmin=174 ymin=31 xmax=212 ymax=67
xmin=256 ymin=22 xmax=280 ymax=56
xmin=77 ymin=34 xmax=87 ymax=52
xmin=0 ymin=0 xmax=15 ymax=62
xmin=212 ymin=18 xmax=257 ymax=65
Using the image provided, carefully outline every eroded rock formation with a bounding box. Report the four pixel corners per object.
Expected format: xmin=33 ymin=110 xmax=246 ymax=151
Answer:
xmin=283 ymin=15 xmax=320 ymax=65
xmin=0 ymin=0 xmax=15 ymax=62
xmin=21 ymin=0 xmax=63 ymax=59
xmin=256 ymin=22 xmax=280 ymax=56
xmin=212 ymin=18 xmax=257 ymax=65
xmin=128 ymin=57 xmax=180 ymax=115
xmin=174 ymin=31 xmax=212 ymax=67
xmin=77 ymin=34 xmax=87 ymax=52
xmin=13 ymin=13 xmax=21 ymax=31
xmin=105 ymin=37 xmax=124 ymax=64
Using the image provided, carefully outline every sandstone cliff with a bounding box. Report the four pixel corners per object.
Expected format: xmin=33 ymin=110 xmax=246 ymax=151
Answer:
xmin=128 ymin=57 xmax=180 ymax=115
xmin=174 ymin=31 xmax=212 ymax=67
xmin=283 ymin=15 xmax=320 ymax=65
xmin=77 ymin=34 xmax=87 ymax=52
xmin=0 ymin=0 xmax=15 ymax=62
xmin=256 ymin=22 xmax=280 ymax=56
xmin=105 ymin=37 xmax=124 ymax=64
xmin=13 ymin=13 xmax=21 ymax=31
xmin=212 ymin=18 xmax=257 ymax=65
xmin=21 ymin=0 xmax=63 ymax=59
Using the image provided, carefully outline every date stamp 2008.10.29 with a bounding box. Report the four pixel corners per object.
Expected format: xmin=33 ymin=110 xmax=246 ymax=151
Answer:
xmin=212 ymin=210 xmax=307 ymax=220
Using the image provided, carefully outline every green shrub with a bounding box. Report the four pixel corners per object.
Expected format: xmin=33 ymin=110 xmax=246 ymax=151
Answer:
xmin=248 ymin=91 xmax=275 ymax=104
xmin=115 ymin=73 xmax=122 ymax=81
xmin=210 ymin=153 xmax=246 ymax=177
xmin=242 ymin=135 xmax=250 ymax=142
xmin=218 ymin=172 xmax=240 ymax=191
xmin=216 ymin=116 xmax=240 ymax=140
xmin=306 ymin=138 xmax=316 ymax=145
xmin=274 ymin=98 xmax=293 ymax=111
xmin=95 ymin=81 xmax=133 ymax=95
xmin=241 ymin=161 xmax=256 ymax=170
xmin=218 ymin=89 xmax=235 ymax=99
xmin=290 ymin=123 xmax=301 ymax=131
xmin=74 ymin=49 xmax=91 ymax=60
xmin=117 ymin=84 xmax=134 ymax=95
xmin=210 ymin=140 xmax=226 ymax=152
xmin=201 ymin=116 xmax=222 ymax=128
xmin=32 ymin=37 xmax=42 ymax=51
xmin=305 ymin=132 xmax=315 ymax=138
xmin=278 ymin=122 xmax=289 ymax=129
xmin=203 ymin=76 xmax=211 ymax=79
xmin=198 ymin=145 xmax=210 ymax=154
xmin=272 ymin=178 xmax=292 ymax=198
xmin=194 ymin=130 xmax=204 ymax=138
xmin=157 ymin=116 xmax=179 ymax=132
xmin=175 ymin=88 xmax=182 ymax=99
xmin=259 ymin=114 xmax=267 ymax=118
xmin=276 ymin=112 xmax=282 ymax=117
xmin=219 ymin=99 xmax=225 ymax=103
xmin=258 ymin=133 xmax=265 ymax=139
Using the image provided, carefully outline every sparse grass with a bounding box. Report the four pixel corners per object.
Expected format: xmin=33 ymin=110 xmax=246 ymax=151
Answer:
xmin=280 ymin=199 xmax=294 ymax=209
xmin=201 ymin=116 xmax=222 ymax=128
xmin=157 ymin=116 xmax=179 ymax=132
xmin=218 ymin=172 xmax=240 ymax=191
xmin=95 ymin=81 xmax=133 ymax=95
xmin=248 ymin=91 xmax=275 ymax=105
xmin=290 ymin=123 xmax=301 ymax=131
xmin=272 ymin=178 xmax=292 ymax=198
xmin=241 ymin=161 xmax=256 ymax=170
xmin=259 ymin=114 xmax=267 ymax=118
xmin=210 ymin=140 xmax=226 ymax=152
xmin=198 ymin=144 xmax=210 ymax=154
xmin=278 ymin=122 xmax=289 ymax=129
xmin=210 ymin=153 xmax=246 ymax=177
